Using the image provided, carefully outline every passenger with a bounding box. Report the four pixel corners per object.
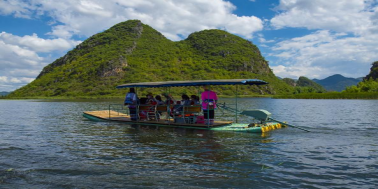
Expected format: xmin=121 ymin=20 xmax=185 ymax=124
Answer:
xmin=201 ymin=85 xmax=218 ymax=125
xmin=146 ymin=93 xmax=157 ymax=105
xmin=181 ymin=94 xmax=191 ymax=106
xmin=172 ymin=101 xmax=183 ymax=116
xmin=155 ymin=95 xmax=164 ymax=105
xmin=162 ymin=93 xmax=175 ymax=105
xmin=139 ymin=93 xmax=157 ymax=120
xmin=124 ymin=88 xmax=139 ymax=121
xmin=190 ymin=95 xmax=200 ymax=105
xmin=154 ymin=95 xmax=164 ymax=119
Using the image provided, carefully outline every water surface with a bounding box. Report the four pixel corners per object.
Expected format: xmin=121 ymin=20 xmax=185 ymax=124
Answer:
xmin=0 ymin=98 xmax=377 ymax=188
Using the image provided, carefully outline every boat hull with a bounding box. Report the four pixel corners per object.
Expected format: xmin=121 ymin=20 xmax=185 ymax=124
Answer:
xmin=82 ymin=111 xmax=284 ymax=133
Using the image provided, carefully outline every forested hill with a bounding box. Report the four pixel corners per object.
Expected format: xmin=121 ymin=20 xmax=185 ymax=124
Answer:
xmin=313 ymin=74 xmax=362 ymax=92
xmin=364 ymin=61 xmax=378 ymax=80
xmin=9 ymin=20 xmax=292 ymax=98
xmin=344 ymin=61 xmax=378 ymax=93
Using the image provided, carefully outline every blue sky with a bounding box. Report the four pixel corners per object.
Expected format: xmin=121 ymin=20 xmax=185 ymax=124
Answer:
xmin=1 ymin=0 xmax=378 ymax=91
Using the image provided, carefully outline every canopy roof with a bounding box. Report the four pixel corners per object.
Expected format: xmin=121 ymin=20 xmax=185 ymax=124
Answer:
xmin=116 ymin=79 xmax=268 ymax=88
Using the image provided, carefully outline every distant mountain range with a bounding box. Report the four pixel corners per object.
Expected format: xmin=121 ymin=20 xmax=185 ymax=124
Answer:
xmin=313 ymin=74 xmax=362 ymax=92
xmin=0 ymin=91 xmax=11 ymax=96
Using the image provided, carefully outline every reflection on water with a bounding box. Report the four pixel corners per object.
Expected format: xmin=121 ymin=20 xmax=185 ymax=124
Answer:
xmin=0 ymin=99 xmax=377 ymax=188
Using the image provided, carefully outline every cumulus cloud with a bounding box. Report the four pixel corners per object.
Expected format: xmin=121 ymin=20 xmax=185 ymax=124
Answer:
xmin=0 ymin=32 xmax=81 ymax=52
xmin=0 ymin=32 xmax=80 ymax=91
xmin=0 ymin=40 xmax=43 ymax=91
xmin=270 ymin=30 xmax=378 ymax=79
xmin=0 ymin=0 xmax=264 ymax=40
xmin=269 ymin=0 xmax=378 ymax=79
xmin=0 ymin=0 xmax=33 ymax=18
xmin=0 ymin=76 xmax=34 ymax=92
xmin=271 ymin=0 xmax=375 ymax=35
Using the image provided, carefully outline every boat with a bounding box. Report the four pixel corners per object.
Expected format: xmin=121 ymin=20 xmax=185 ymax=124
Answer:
xmin=83 ymin=79 xmax=298 ymax=133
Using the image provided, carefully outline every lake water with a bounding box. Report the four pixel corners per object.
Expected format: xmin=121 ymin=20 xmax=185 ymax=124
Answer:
xmin=1 ymin=98 xmax=377 ymax=188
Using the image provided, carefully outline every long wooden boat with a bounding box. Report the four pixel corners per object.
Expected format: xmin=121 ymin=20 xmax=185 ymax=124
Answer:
xmin=83 ymin=79 xmax=288 ymax=133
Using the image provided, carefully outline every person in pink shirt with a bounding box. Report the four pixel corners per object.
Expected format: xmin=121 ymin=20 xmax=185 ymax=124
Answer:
xmin=201 ymin=85 xmax=218 ymax=125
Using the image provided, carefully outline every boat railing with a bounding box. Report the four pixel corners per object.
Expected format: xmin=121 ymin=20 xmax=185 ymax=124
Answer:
xmin=108 ymin=104 xmax=129 ymax=120
xmin=217 ymin=102 xmax=239 ymax=122
xmin=137 ymin=104 xmax=203 ymax=123
xmin=106 ymin=103 xmax=229 ymax=124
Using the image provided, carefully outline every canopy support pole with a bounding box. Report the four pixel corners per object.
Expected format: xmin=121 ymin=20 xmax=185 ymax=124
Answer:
xmin=235 ymin=85 xmax=238 ymax=123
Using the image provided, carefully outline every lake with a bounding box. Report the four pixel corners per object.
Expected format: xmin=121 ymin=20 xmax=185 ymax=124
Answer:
xmin=1 ymin=98 xmax=377 ymax=188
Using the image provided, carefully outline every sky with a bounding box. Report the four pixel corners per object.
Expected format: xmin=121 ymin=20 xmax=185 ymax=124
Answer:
xmin=1 ymin=0 xmax=378 ymax=92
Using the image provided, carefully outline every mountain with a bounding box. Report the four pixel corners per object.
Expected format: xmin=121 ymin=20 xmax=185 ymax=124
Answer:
xmin=0 ymin=91 xmax=10 ymax=96
xmin=8 ymin=20 xmax=293 ymax=98
xmin=313 ymin=74 xmax=362 ymax=92
xmin=281 ymin=76 xmax=326 ymax=94
xmin=296 ymin=76 xmax=326 ymax=92
xmin=282 ymin=78 xmax=296 ymax=87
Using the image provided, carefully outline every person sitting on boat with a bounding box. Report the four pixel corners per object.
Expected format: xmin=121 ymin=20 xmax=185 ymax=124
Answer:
xmin=172 ymin=101 xmax=183 ymax=116
xmin=155 ymin=95 xmax=164 ymax=105
xmin=171 ymin=95 xmax=191 ymax=117
xmin=138 ymin=93 xmax=157 ymax=120
xmin=155 ymin=95 xmax=164 ymax=119
xmin=190 ymin=95 xmax=200 ymax=105
xmin=201 ymin=85 xmax=218 ymax=125
xmin=162 ymin=93 xmax=175 ymax=105
xmin=181 ymin=94 xmax=191 ymax=106
xmin=124 ymin=88 xmax=139 ymax=121
xmin=146 ymin=93 xmax=157 ymax=105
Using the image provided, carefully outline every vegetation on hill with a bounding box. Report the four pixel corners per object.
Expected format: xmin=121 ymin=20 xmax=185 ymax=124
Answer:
xmin=344 ymin=61 xmax=378 ymax=93
xmin=364 ymin=61 xmax=378 ymax=80
xmin=281 ymin=76 xmax=326 ymax=94
xmin=282 ymin=78 xmax=296 ymax=87
xmin=8 ymin=20 xmax=293 ymax=99
xmin=276 ymin=61 xmax=378 ymax=99
xmin=313 ymin=74 xmax=362 ymax=92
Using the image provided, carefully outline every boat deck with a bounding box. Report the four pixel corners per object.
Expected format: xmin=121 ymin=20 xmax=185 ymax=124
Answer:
xmin=83 ymin=110 xmax=233 ymax=128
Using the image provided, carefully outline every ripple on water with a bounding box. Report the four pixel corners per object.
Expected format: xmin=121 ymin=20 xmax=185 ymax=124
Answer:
xmin=1 ymin=99 xmax=378 ymax=188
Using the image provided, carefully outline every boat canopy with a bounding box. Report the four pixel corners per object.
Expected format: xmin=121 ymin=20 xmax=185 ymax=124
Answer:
xmin=116 ymin=79 xmax=268 ymax=88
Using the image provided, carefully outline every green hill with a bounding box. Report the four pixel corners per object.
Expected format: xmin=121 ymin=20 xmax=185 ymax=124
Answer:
xmin=313 ymin=74 xmax=362 ymax=92
xmin=8 ymin=20 xmax=293 ymax=98
xmin=281 ymin=76 xmax=326 ymax=94
xmin=344 ymin=61 xmax=378 ymax=93
xmin=364 ymin=61 xmax=378 ymax=80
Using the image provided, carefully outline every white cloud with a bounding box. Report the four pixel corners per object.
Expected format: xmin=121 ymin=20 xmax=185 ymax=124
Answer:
xmin=257 ymin=34 xmax=275 ymax=43
xmin=0 ymin=0 xmax=264 ymax=40
xmin=271 ymin=0 xmax=376 ymax=35
xmin=0 ymin=0 xmax=33 ymax=18
xmin=0 ymin=32 xmax=81 ymax=52
xmin=268 ymin=0 xmax=378 ymax=79
xmin=0 ymin=76 xmax=34 ymax=91
xmin=270 ymin=30 xmax=378 ymax=79
xmin=0 ymin=32 xmax=80 ymax=91
xmin=0 ymin=40 xmax=44 ymax=91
